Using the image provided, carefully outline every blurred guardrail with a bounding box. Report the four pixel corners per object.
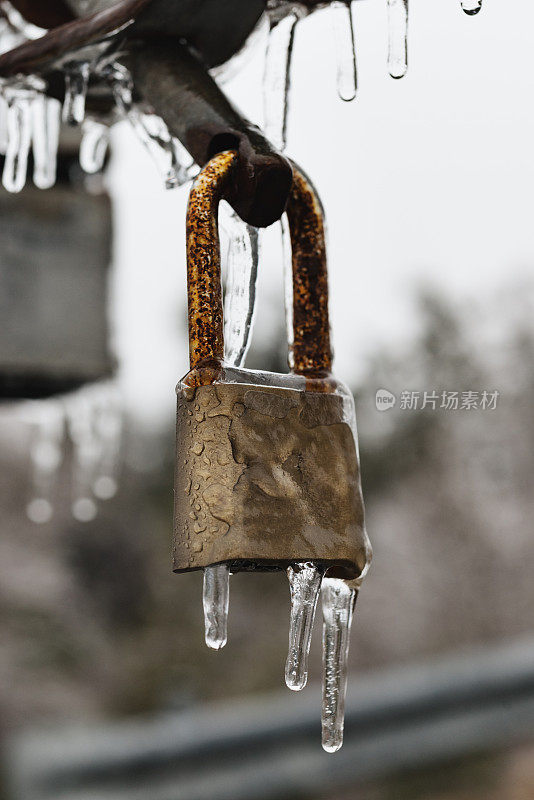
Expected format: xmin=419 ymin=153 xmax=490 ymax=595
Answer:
xmin=7 ymin=636 xmax=534 ymax=800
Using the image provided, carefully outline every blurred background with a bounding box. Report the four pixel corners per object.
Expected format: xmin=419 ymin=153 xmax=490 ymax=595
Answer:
xmin=2 ymin=0 xmax=534 ymax=798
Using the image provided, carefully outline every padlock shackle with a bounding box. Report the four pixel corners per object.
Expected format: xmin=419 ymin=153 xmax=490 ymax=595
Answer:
xmin=186 ymin=150 xmax=332 ymax=378
xmin=286 ymin=165 xmax=332 ymax=376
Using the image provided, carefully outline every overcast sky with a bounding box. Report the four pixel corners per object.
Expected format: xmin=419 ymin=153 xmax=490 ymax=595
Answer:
xmin=108 ymin=0 xmax=534 ymax=427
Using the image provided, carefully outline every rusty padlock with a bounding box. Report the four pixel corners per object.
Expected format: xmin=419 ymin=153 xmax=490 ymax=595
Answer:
xmin=173 ymin=149 xmax=370 ymax=581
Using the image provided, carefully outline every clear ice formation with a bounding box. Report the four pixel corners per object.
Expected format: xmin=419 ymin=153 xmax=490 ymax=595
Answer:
xmin=67 ymin=392 xmax=105 ymax=522
xmin=286 ymin=563 xmax=323 ymax=691
xmin=330 ymin=1 xmax=357 ymax=102
xmin=32 ymin=96 xmax=60 ymax=189
xmin=1 ymin=1 xmax=45 ymax=40
xmin=387 ymin=0 xmax=408 ymax=79
xmin=321 ymin=577 xmax=357 ymax=753
xmin=22 ymin=383 xmax=122 ymax=524
xmin=203 ymin=563 xmax=230 ymax=650
xmin=263 ymin=8 xmax=301 ymax=151
xmin=80 ymin=119 xmax=109 ymax=174
xmin=461 ymin=0 xmax=482 ymax=15
xmin=202 ymin=207 xmax=259 ymax=648
xmin=91 ymin=386 xmax=122 ymax=501
xmin=3 ymin=87 xmax=33 ymax=193
xmin=66 ymin=384 xmax=123 ymax=522
xmin=111 ymin=64 xmax=196 ymax=189
xmin=0 ymin=0 xmax=479 ymax=194
xmin=62 ymin=61 xmax=91 ymax=126
xmin=222 ymin=207 xmax=259 ymax=368
xmin=26 ymin=402 xmax=64 ymax=524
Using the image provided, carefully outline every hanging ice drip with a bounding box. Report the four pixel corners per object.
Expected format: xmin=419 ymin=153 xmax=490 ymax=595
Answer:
xmin=1 ymin=74 xmax=44 ymax=192
xmin=79 ymin=118 xmax=109 ymax=173
xmin=461 ymin=0 xmax=483 ymax=15
xmin=387 ymin=0 xmax=408 ymax=79
xmin=330 ymin=1 xmax=357 ymax=101
xmin=108 ymin=61 xmax=198 ymax=189
xmin=20 ymin=382 xmax=123 ymax=525
xmin=201 ymin=203 xmax=260 ymax=650
xmin=175 ymin=151 xmax=372 ymax=752
xmin=0 ymin=0 xmax=486 ymax=198
xmin=264 ymin=3 xmax=307 ymax=151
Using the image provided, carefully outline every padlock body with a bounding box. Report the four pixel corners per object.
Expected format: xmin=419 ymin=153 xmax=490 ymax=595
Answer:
xmin=174 ymin=370 xmax=368 ymax=580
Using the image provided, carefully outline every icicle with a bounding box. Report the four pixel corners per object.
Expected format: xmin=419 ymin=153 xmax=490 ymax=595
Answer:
xmin=281 ymin=214 xmax=294 ymax=367
xmin=461 ymin=0 xmax=482 ymax=15
xmin=3 ymin=91 xmax=32 ymax=193
xmin=203 ymin=563 xmax=230 ymax=650
xmin=263 ymin=8 xmax=300 ymax=151
xmin=80 ymin=119 xmax=109 ymax=174
xmin=62 ymin=62 xmax=90 ymax=126
xmin=201 ymin=206 xmax=258 ymax=648
xmin=222 ymin=207 xmax=259 ymax=368
xmin=285 ymin=563 xmax=323 ymax=691
xmin=321 ymin=578 xmax=357 ymax=753
xmin=131 ymin=111 xmax=181 ymax=189
xmin=26 ymin=402 xmax=64 ymax=524
xmin=387 ymin=0 xmax=408 ymax=79
xmin=330 ymin=1 xmax=357 ymax=102
xmin=0 ymin=96 xmax=8 ymax=154
xmin=108 ymin=63 xmax=198 ymax=189
xmin=66 ymin=392 xmax=100 ymax=522
xmin=32 ymin=96 xmax=60 ymax=189
xmin=92 ymin=385 xmax=122 ymax=500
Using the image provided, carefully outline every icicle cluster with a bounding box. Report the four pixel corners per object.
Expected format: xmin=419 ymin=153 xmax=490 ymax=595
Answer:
xmin=0 ymin=51 xmax=198 ymax=195
xmin=0 ymin=0 xmax=483 ymax=196
xmin=108 ymin=62 xmax=197 ymax=189
xmin=199 ymin=197 xmax=363 ymax=753
xmin=0 ymin=75 xmax=59 ymax=193
xmin=22 ymin=382 xmax=122 ymax=525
